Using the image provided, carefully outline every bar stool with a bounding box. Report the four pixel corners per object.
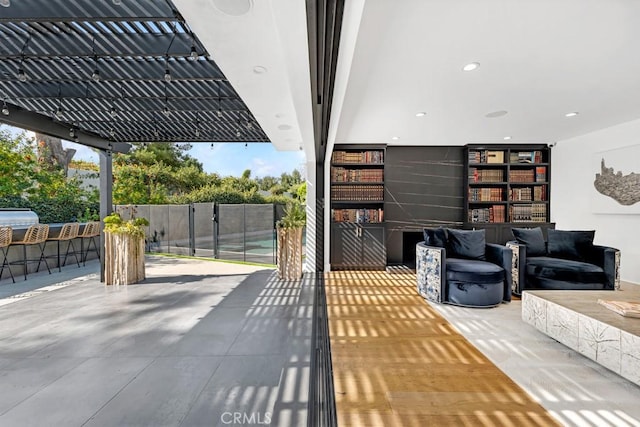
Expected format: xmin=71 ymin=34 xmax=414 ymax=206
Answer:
xmin=9 ymin=224 xmax=50 ymax=280
xmin=79 ymin=221 xmax=101 ymax=265
xmin=44 ymin=222 xmax=80 ymax=272
xmin=0 ymin=226 xmax=15 ymax=283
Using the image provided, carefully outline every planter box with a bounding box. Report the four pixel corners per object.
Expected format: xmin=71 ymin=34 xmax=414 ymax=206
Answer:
xmin=277 ymin=227 xmax=303 ymax=280
xmin=104 ymin=231 xmax=145 ymax=285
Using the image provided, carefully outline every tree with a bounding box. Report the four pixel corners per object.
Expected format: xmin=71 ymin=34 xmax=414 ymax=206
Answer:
xmin=126 ymin=142 xmax=202 ymax=170
xmin=257 ymin=175 xmax=279 ymax=191
xmin=0 ymin=126 xmax=98 ymax=223
xmin=0 ymin=128 xmax=38 ymax=197
xmin=280 ymin=169 xmax=303 ymax=191
xmin=35 ymin=133 xmax=76 ymax=175
xmin=112 ymin=142 xmax=208 ymax=203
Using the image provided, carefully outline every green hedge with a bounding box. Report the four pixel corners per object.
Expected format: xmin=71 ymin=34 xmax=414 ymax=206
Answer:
xmin=0 ymin=196 xmax=99 ymax=224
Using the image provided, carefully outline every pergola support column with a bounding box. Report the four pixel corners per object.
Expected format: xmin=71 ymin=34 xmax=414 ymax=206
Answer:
xmin=98 ymin=149 xmax=113 ymax=282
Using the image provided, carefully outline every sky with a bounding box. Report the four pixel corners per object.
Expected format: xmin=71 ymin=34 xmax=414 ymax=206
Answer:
xmin=62 ymin=140 xmax=307 ymax=178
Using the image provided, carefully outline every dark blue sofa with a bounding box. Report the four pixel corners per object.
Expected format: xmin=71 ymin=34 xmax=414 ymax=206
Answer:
xmin=507 ymin=227 xmax=620 ymax=295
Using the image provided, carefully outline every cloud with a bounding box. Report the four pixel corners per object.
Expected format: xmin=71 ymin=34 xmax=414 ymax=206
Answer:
xmin=251 ymin=157 xmax=276 ymax=176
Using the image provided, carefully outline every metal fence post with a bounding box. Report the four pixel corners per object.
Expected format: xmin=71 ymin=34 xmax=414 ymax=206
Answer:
xmin=189 ymin=203 xmax=195 ymax=256
xmin=213 ymin=203 xmax=219 ymax=259
xmin=273 ymin=203 xmax=277 ymax=265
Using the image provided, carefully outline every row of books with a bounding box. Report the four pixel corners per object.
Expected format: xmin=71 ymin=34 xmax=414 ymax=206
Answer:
xmin=468 ymin=188 xmax=548 ymax=202
xmin=469 ymin=204 xmax=547 ymax=223
xmin=331 ymin=167 xmax=383 ymax=182
xmin=469 ymin=168 xmax=504 ymax=183
xmin=509 ymin=185 xmax=547 ymax=201
xmin=508 ymin=167 xmax=547 ymax=183
xmin=468 ymin=150 xmax=505 ymax=164
xmin=469 ymin=187 xmax=504 ymax=202
xmin=331 ymin=150 xmax=384 ymax=164
xmin=331 ymin=208 xmax=384 ymax=223
xmin=469 ymin=205 xmax=506 ymax=223
xmin=331 ymin=185 xmax=384 ymax=201
xmin=508 ymin=169 xmax=535 ymax=183
xmin=510 ymin=203 xmax=547 ymax=222
xmin=510 ymin=150 xmax=543 ymax=163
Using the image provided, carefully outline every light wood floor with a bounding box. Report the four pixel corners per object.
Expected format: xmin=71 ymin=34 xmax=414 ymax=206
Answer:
xmin=325 ymin=270 xmax=560 ymax=426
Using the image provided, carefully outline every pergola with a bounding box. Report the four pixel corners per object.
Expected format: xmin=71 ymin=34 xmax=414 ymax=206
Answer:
xmin=0 ymin=0 xmax=270 ymax=149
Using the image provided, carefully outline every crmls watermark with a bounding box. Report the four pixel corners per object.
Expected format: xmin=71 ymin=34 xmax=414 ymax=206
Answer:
xmin=220 ymin=412 xmax=272 ymax=425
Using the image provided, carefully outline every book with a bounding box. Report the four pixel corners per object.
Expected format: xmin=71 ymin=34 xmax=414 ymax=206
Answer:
xmin=597 ymin=299 xmax=640 ymax=318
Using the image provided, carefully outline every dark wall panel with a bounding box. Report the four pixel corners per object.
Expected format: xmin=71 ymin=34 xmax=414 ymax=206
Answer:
xmin=384 ymin=146 xmax=464 ymax=265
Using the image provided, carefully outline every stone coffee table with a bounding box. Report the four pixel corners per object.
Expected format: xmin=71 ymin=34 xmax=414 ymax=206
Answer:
xmin=522 ymin=284 xmax=640 ymax=387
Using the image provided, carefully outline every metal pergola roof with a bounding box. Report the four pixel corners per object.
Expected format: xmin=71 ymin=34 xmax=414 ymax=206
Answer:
xmin=0 ymin=0 xmax=270 ymax=151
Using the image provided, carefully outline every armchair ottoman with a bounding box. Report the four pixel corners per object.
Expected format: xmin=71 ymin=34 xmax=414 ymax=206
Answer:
xmin=416 ymin=228 xmax=512 ymax=308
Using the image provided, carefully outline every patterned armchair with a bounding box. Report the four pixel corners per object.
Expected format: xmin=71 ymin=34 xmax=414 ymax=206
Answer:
xmin=416 ymin=228 xmax=512 ymax=308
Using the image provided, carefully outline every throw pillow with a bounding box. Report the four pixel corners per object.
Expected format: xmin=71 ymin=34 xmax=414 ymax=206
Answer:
xmin=446 ymin=228 xmax=486 ymax=260
xmin=511 ymin=227 xmax=546 ymax=256
xmin=547 ymin=229 xmax=595 ymax=261
xmin=423 ymin=227 xmax=448 ymax=248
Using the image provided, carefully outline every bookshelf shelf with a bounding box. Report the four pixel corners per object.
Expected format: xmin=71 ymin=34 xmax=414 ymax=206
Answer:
xmin=464 ymin=144 xmax=551 ymax=228
xmin=330 ymin=182 xmax=385 ymax=185
xmin=330 ymin=145 xmax=386 ymax=270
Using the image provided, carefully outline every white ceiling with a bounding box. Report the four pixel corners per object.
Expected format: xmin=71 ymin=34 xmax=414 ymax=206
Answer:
xmin=172 ymin=0 xmax=314 ymax=157
xmin=176 ymin=0 xmax=640 ymax=156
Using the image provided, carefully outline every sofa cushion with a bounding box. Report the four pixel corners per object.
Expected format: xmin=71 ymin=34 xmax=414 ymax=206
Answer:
xmin=547 ymin=229 xmax=595 ymax=261
xmin=446 ymin=258 xmax=504 ymax=283
xmin=446 ymin=228 xmax=486 ymax=260
xmin=526 ymin=256 xmax=606 ymax=284
xmin=512 ymin=227 xmax=546 ymax=256
xmin=423 ymin=227 xmax=447 ymax=248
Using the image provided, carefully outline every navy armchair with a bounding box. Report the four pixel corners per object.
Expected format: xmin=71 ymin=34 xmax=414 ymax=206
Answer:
xmin=416 ymin=228 xmax=512 ymax=308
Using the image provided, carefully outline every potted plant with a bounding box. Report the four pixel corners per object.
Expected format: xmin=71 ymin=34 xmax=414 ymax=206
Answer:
xmin=103 ymin=212 xmax=149 ymax=285
xmin=276 ymin=202 xmax=306 ymax=280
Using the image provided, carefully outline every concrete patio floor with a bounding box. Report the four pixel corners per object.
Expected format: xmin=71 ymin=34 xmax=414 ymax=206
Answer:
xmin=0 ymin=256 xmax=311 ymax=427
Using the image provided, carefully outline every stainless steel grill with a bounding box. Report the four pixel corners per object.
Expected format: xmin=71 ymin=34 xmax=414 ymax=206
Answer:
xmin=0 ymin=209 xmax=39 ymax=227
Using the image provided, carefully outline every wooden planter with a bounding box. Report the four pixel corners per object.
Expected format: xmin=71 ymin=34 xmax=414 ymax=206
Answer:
xmin=104 ymin=231 xmax=145 ymax=285
xmin=276 ymin=226 xmax=303 ymax=280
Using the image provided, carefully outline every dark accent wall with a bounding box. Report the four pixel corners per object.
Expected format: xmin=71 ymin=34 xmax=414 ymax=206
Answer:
xmin=384 ymin=146 xmax=464 ymax=265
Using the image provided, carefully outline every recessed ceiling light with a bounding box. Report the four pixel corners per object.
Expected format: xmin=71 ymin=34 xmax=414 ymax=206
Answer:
xmin=565 ymin=111 xmax=579 ymax=117
xmin=278 ymin=124 xmax=292 ymax=130
xmin=253 ymin=65 xmax=267 ymax=74
xmin=485 ymin=110 xmax=508 ymax=118
xmin=211 ymin=0 xmax=253 ymax=16
xmin=503 ymin=136 xmax=512 ymax=141
xmin=462 ymin=62 xmax=480 ymax=72
xmin=391 ymin=136 xmax=400 ymax=141
xmin=415 ymin=112 xmax=427 ymax=117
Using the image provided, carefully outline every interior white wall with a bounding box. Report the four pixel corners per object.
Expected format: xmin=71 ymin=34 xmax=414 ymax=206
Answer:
xmin=552 ymin=119 xmax=640 ymax=284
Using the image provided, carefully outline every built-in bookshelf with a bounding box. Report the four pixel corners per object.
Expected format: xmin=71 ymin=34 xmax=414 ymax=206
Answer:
xmin=330 ymin=145 xmax=386 ymax=270
xmin=330 ymin=146 xmax=385 ymax=224
xmin=464 ymin=144 xmax=551 ymax=225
